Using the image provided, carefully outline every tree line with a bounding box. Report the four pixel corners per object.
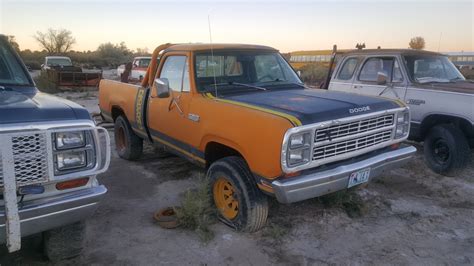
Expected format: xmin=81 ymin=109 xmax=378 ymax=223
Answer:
xmin=7 ymin=29 xmax=151 ymax=70
xmin=7 ymin=28 xmax=427 ymax=71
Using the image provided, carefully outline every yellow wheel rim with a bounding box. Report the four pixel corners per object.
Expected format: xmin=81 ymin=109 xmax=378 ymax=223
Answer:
xmin=213 ymin=177 xmax=239 ymax=220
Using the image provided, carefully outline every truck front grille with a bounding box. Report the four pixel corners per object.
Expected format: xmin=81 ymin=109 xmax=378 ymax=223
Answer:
xmin=315 ymin=114 xmax=394 ymax=142
xmin=0 ymin=132 xmax=50 ymax=187
xmin=312 ymin=113 xmax=395 ymax=162
xmin=313 ymin=130 xmax=392 ymax=160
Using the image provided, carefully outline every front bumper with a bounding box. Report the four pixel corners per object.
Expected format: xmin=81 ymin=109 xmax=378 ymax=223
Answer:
xmin=0 ymin=185 xmax=107 ymax=244
xmin=272 ymin=145 xmax=416 ymax=203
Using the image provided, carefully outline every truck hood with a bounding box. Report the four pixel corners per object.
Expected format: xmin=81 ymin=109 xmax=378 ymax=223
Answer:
xmin=417 ymin=80 xmax=474 ymax=94
xmin=0 ymin=88 xmax=91 ymax=124
xmin=224 ymin=88 xmax=402 ymax=125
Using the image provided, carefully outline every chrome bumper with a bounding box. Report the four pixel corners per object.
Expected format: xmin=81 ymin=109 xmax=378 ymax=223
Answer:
xmin=272 ymin=145 xmax=417 ymax=203
xmin=0 ymin=185 xmax=107 ymax=244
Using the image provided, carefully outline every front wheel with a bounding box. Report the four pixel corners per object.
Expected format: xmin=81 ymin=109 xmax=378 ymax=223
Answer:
xmin=424 ymin=124 xmax=470 ymax=176
xmin=207 ymin=156 xmax=268 ymax=232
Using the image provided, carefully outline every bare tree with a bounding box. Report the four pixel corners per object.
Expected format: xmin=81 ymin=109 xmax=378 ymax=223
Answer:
xmin=7 ymin=36 xmax=20 ymax=52
xmin=409 ymin=36 xmax=425 ymax=50
xmin=34 ymin=28 xmax=76 ymax=54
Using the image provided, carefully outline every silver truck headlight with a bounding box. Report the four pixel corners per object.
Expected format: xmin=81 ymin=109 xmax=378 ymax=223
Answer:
xmin=288 ymin=148 xmax=311 ymax=166
xmin=395 ymin=109 xmax=410 ymax=139
xmin=56 ymin=150 xmax=87 ymax=170
xmin=289 ymin=132 xmax=311 ymax=149
xmin=52 ymin=130 xmax=96 ymax=174
xmin=287 ymin=131 xmax=312 ymax=167
xmin=55 ymin=131 xmax=85 ymax=150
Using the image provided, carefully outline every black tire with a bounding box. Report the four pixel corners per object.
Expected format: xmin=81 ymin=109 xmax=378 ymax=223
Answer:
xmin=207 ymin=156 xmax=269 ymax=232
xmin=114 ymin=115 xmax=143 ymax=160
xmin=424 ymin=124 xmax=470 ymax=176
xmin=43 ymin=222 xmax=85 ymax=262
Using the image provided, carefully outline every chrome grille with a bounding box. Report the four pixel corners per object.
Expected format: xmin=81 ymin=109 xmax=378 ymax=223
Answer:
xmin=0 ymin=132 xmax=50 ymax=187
xmin=315 ymin=114 xmax=394 ymax=142
xmin=313 ymin=130 xmax=392 ymax=160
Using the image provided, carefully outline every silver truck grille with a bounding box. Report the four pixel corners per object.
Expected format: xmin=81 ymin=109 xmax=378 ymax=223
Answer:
xmin=313 ymin=130 xmax=392 ymax=160
xmin=312 ymin=113 xmax=395 ymax=162
xmin=315 ymin=114 xmax=394 ymax=142
xmin=0 ymin=132 xmax=50 ymax=187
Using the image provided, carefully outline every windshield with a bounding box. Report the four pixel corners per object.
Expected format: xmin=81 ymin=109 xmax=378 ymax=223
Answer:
xmin=403 ymin=55 xmax=465 ymax=83
xmin=0 ymin=39 xmax=31 ymax=86
xmin=47 ymin=58 xmax=72 ymax=67
xmin=194 ymin=50 xmax=302 ymax=92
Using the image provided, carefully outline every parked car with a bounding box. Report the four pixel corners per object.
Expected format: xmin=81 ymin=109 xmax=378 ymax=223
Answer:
xmin=41 ymin=56 xmax=102 ymax=87
xmin=117 ymin=56 xmax=152 ymax=82
xmin=99 ymin=43 xmax=416 ymax=232
xmin=327 ymin=49 xmax=474 ymax=176
xmin=41 ymin=56 xmax=74 ymax=71
xmin=0 ymin=35 xmax=110 ymax=261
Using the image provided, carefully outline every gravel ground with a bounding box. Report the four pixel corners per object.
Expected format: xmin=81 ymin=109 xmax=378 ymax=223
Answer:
xmin=1 ymin=91 xmax=473 ymax=265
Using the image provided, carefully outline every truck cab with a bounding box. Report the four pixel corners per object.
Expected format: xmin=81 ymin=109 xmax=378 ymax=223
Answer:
xmin=42 ymin=56 xmax=73 ymax=70
xmin=0 ymin=35 xmax=110 ymax=261
xmin=328 ymin=49 xmax=474 ymax=175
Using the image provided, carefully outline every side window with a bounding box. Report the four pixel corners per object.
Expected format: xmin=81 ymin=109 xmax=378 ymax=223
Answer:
xmin=337 ymin=57 xmax=358 ymax=80
xmin=359 ymin=57 xmax=402 ymax=83
xmin=159 ymin=56 xmax=190 ymax=92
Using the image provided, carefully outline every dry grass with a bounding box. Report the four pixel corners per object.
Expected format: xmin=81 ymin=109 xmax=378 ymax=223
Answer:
xmin=175 ymin=177 xmax=217 ymax=242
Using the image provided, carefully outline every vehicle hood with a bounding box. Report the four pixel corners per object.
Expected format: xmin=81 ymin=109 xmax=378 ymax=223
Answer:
xmin=417 ymin=80 xmax=474 ymax=94
xmin=0 ymin=88 xmax=91 ymax=124
xmin=224 ymin=88 xmax=403 ymax=126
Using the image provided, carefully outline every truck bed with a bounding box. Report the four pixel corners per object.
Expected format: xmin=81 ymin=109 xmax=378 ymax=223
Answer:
xmin=98 ymin=79 xmax=144 ymax=127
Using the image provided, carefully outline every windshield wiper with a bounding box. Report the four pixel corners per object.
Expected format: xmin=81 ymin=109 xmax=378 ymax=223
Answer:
xmin=415 ymin=77 xmax=451 ymax=84
xmin=256 ymin=79 xmax=307 ymax=88
xmin=450 ymin=77 xmax=465 ymax=82
xmin=207 ymin=82 xmax=267 ymax=91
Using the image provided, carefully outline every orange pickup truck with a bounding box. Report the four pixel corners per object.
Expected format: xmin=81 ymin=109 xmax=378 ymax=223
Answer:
xmin=99 ymin=43 xmax=416 ymax=231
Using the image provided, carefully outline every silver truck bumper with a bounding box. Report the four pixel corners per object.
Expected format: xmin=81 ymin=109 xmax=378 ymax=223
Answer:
xmin=272 ymin=146 xmax=417 ymax=203
xmin=0 ymin=185 xmax=107 ymax=244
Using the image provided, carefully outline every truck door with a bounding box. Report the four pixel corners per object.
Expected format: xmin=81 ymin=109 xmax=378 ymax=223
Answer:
xmin=146 ymin=53 xmax=196 ymax=157
xmin=328 ymin=56 xmax=360 ymax=93
xmin=352 ymin=56 xmax=407 ymax=100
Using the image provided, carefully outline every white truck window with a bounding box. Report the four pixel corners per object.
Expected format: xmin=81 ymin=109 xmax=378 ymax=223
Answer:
xmin=337 ymin=57 xmax=358 ymax=80
xmin=160 ymin=56 xmax=189 ymax=92
xmin=359 ymin=57 xmax=403 ymax=83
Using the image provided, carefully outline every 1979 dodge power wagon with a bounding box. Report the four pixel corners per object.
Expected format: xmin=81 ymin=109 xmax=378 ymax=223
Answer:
xmin=99 ymin=43 xmax=416 ymax=232
xmin=0 ymin=35 xmax=110 ymax=260
xmin=327 ymin=49 xmax=474 ymax=176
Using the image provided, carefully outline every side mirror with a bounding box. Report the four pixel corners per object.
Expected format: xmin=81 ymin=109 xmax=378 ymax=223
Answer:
xmin=297 ymin=70 xmax=302 ymax=77
xmin=152 ymin=78 xmax=170 ymax=98
xmin=376 ymin=71 xmax=388 ymax=85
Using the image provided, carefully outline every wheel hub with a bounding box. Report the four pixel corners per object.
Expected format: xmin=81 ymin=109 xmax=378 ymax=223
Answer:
xmin=213 ymin=177 xmax=239 ymax=220
xmin=433 ymin=138 xmax=450 ymax=164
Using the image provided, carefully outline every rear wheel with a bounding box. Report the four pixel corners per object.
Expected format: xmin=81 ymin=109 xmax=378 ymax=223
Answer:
xmin=207 ymin=156 xmax=268 ymax=232
xmin=424 ymin=124 xmax=470 ymax=176
xmin=43 ymin=222 xmax=85 ymax=262
xmin=114 ymin=115 xmax=143 ymax=160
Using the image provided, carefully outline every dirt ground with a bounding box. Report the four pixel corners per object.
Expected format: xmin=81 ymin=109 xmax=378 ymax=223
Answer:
xmin=1 ymin=90 xmax=473 ymax=265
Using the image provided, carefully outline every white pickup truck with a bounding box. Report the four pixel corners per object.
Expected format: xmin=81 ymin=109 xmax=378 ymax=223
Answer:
xmin=327 ymin=49 xmax=474 ymax=176
xmin=116 ymin=56 xmax=152 ymax=81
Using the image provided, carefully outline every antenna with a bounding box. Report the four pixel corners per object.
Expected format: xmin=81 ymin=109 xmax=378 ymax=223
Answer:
xmin=208 ymin=12 xmax=218 ymax=98
xmin=438 ymin=32 xmax=442 ymax=52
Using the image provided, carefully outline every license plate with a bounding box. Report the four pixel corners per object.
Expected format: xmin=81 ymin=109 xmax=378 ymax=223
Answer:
xmin=348 ymin=168 xmax=370 ymax=188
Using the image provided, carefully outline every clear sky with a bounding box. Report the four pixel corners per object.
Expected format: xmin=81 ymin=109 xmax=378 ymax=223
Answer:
xmin=0 ymin=0 xmax=472 ymax=53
